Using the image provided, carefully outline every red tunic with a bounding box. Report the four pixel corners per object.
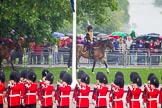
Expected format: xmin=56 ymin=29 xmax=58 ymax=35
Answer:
xmin=6 ymin=83 xmax=21 ymax=107
xmin=41 ymin=84 xmax=54 ymax=107
xmin=0 ymin=83 xmax=5 ymax=104
xmin=58 ymin=85 xmax=71 ymax=107
xmin=159 ymin=87 xmax=162 ymax=104
xmin=147 ymin=88 xmax=159 ymax=108
xmin=38 ymin=81 xmax=44 ymax=101
xmin=77 ymin=85 xmax=90 ymax=108
xmin=110 ymin=88 xmax=124 ymax=108
xmin=93 ymin=85 xmax=108 ymax=107
xmin=24 ymin=82 xmax=37 ymax=105
xmin=19 ymin=81 xmax=25 ymax=101
xmin=129 ymin=88 xmax=141 ymax=108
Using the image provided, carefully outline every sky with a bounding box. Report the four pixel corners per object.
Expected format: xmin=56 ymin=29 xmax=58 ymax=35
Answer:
xmin=128 ymin=0 xmax=162 ymax=35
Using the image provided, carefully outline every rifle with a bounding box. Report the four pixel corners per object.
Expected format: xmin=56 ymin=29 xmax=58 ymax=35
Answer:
xmin=56 ymin=84 xmax=61 ymax=104
xmin=126 ymin=86 xmax=132 ymax=108
xmin=111 ymin=84 xmax=115 ymax=106
xmin=75 ymin=84 xmax=80 ymax=104
xmin=93 ymin=85 xmax=99 ymax=105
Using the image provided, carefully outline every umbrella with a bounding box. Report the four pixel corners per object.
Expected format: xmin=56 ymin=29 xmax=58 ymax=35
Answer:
xmin=52 ymin=32 xmax=65 ymax=38
xmin=96 ymin=33 xmax=108 ymax=39
xmin=111 ymin=32 xmax=127 ymax=37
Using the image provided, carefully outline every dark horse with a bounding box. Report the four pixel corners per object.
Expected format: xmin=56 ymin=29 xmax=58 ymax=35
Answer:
xmin=68 ymin=38 xmax=114 ymax=74
xmin=0 ymin=39 xmax=23 ymax=70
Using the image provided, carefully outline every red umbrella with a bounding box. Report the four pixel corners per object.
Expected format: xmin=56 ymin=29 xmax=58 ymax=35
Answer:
xmin=108 ymin=34 xmax=120 ymax=39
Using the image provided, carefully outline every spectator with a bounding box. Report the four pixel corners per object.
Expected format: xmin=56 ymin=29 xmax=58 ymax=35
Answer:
xmin=43 ymin=39 xmax=51 ymax=64
xmin=35 ymin=44 xmax=43 ymax=64
xmin=136 ymin=39 xmax=145 ymax=65
xmin=149 ymin=39 xmax=154 ymax=53
xmin=130 ymin=41 xmax=137 ymax=65
xmin=28 ymin=39 xmax=36 ymax=64
xmin=62 ymin=41 xmax=71 ymax=48
xmin=52 ymin=44 xmax=58 ymax=64
xmin=126 ymin=36 xmax=133 ymax=50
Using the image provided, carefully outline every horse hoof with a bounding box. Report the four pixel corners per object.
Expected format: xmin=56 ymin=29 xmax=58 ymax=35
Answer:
xmin=107 ymin=71 xmax=110 ymax=74
xmin=107 ymin=68 xmax=110 ymax=74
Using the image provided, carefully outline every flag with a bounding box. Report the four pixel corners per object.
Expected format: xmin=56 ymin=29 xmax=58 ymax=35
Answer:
xmin=70 ymin=0 xmax=75 ymax=12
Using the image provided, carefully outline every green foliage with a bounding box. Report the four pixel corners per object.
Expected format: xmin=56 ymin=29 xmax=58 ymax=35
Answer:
xmin=0 ymin=0 xmax=118 ymax=43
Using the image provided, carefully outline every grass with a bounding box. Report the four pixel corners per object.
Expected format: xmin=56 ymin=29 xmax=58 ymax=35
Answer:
xmin=2 ymin=67 xmax=162 ymax=84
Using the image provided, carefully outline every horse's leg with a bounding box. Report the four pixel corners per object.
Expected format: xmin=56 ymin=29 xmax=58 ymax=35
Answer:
xmin=92 ymin=60 xmax=96 ymax=74
xmin=103 ymin=59 xmax=110 ymax=74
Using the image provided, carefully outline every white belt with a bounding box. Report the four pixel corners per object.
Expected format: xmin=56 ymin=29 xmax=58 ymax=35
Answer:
xmin=131 ymin=99 xmax=140 ymax=101
xmin=78 ymin=96 xmax=89 ymax=98
xmin=113 ymin=98 xmax=122 ymax=101
xmin=60 ymin=95 xmax=70 ymax=98
xmin=9 ymin=94 xmax=20 ymax=97
xmin=0 ymin=94 xmax=3 ymax=96
xmin=98 ymin=96 xmax=107 ymax=98
xmin=26 ymin=93 xmax=36 ymax=95
xmin=43 ymin=95 xmax=52 ymax=98
xmin=148 ymin=98 xmax=157 ymax=101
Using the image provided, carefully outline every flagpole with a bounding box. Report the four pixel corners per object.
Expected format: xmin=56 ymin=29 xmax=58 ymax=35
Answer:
xmin=71 ymin=0 xmax=77 ymax=88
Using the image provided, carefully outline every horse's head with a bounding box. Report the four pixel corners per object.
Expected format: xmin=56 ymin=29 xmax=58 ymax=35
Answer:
xmin=106 ymin=38 xmax=114 ymax=50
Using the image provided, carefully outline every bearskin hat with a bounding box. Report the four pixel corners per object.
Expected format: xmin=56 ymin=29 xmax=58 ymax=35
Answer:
xmin=115 ymin=71 xmax=124 ymax=79
xmin=27 ymin=71 xmax=36 ymax=82
xmin=87 ymin=25 xmax=93 ymax=31
xmin=132 ymin=75 xmax=142 ymax=87
xmin=0 ymin=71 xmax=5 ymax=83
xmin=130 ymin=72 xmax=139 ymax=82
xmin=147 ymin=73 xmax=156 ymax=81
xmin=20 ymin=70 xmax=28 ymax=79
xmin=62 ymin=73 xmax=72 ymax=85
xmin=96 ymin=72 xmax=104 ymax=80
xmin=150 ymin=76 xmax=159 ymax=88
xmin=59 ymin=71 xmax=67 ymax=80
xmin=81 ymin=74 xmax=90 ymax=84
xmin=77 ymin=70 xmax=85 ymax=79
xmin=42 ymin=69 xmax=49 ymax=78
xmin=45 ymin=73 xmax=54 ymax=84
xmin=10 ymin=71 xmax=20 ymax=83
xmin=99 ymin=73 xmax=108 ymax=84
xmin=114 ymin=76 xmax=124 ymax=88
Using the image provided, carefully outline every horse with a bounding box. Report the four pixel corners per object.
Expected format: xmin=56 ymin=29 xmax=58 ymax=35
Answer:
xmin=0 ymin=38 xmax=23 ymax=70
xmin=67 ymin=38 xmax=114 ymax=74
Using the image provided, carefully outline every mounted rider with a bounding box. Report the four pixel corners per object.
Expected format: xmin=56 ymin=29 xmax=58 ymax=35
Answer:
xmin=85 ymin=25 xmax=93 ymax=58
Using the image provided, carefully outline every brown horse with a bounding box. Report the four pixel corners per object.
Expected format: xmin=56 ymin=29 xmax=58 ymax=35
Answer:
xmin=68 ymin=39 xmax=114 ymax=74
xmin=0 ymin=40 xmax=23 ymax=70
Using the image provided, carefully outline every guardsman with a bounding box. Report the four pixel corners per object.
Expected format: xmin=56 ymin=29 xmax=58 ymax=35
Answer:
xmin=92 ymin=72 xmax=104 ymax=102
xmin=126 ymin=72 xmax=139 ymax=107
xmin=76 ymin=73 xmax=90 ymax=108
xmin=159 ymin=81 xmax=162 ymax=108
xmin=0 ymin=70 xmax=5 ymax=108
xmin=72 ymin=70 xmax=85 ymax=103
xmin=109 ymin=71 xmax=124 ymax=108
xmin=56 ymin=73 xmax=72 ymax=108
xmin=40 ymin=72 xmax=54 ymax=108
xmin=145 ymin=76 xmax=160 ymax=108
xmin=19 ymin=70 xmax=28 ymax=108
xmin=85 ymin=25 xmax=93 ymax=58
xmin=126 ymin=74 xmax=142 ymax=108
xmin=142 ymin=73 xmax=156 ymax=106
xmin=24 ymin=70 xmax=37 ymax=108
xmin=5 ymin=71 xmax=21 ymax=108
xmin=109 ymin=76 xmax=124 ymax=108
xmin=55 ymin=71 xmax=67 ymax=107
xmin=38 ymin=69 xmax=49 ymax=101
xmin=93 ymin=72 xmax=108 ymax=108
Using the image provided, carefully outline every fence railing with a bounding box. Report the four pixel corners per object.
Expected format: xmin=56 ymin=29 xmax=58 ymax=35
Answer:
xmin=11 ymin=48 xmax=162 ymax=68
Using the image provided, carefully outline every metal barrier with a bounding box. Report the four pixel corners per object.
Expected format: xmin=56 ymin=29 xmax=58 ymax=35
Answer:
xmin=10 ymin=48 xmax=162 ymax=68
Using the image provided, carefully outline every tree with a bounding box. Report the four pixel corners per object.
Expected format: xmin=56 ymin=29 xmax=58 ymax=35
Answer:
xmin=0 ymin=0 xmax=118 ymax=44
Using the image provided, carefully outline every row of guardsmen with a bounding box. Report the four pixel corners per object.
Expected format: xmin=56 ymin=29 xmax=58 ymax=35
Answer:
xmin=0 ymin=69 xmax=162 ymax=108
